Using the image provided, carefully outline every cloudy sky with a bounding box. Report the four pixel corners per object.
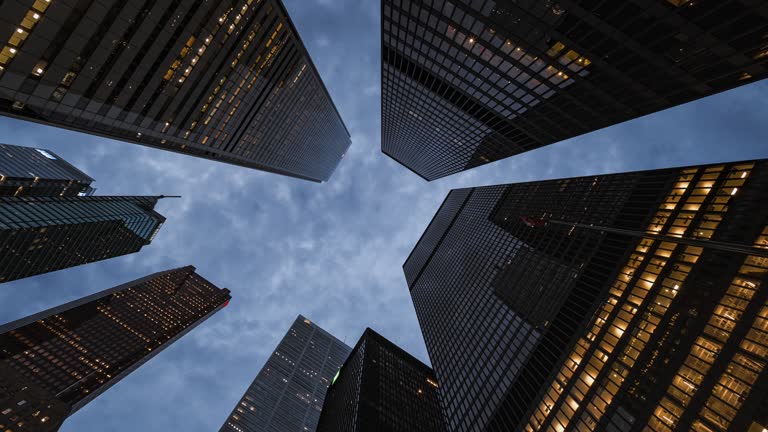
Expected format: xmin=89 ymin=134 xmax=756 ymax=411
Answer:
xmin=0 ymin=0 xmax=766 ymax=431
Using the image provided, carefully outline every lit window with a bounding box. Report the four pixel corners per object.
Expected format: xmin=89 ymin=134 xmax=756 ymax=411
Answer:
xmin=32 ymin=60 xmax=46 ymax=76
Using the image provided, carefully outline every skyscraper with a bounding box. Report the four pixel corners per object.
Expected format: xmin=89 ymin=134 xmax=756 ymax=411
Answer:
xmin=0 ymin=143 xmax=167 ymax=283
xmin=405 ymin=159 xmax=768 ymax=431
xmin=0 ymin=143 xmax=94 ymax=197
xmin=382 ymin=0 xmax=768 ymax=180
xmin=0 ymin=0 xmax=350 ymax=182
xmin=316 ymin=328 xmax=447 ymax=432
xmin=0 ymin=195 xmax=167 ymax=283
xmin=219 ymin=315 xmax=351 ymax=432
xmin=0 ymin=266 xmax=231 ymax=432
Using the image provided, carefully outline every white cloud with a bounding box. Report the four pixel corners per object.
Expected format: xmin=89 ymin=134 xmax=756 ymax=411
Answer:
xmin=0 ymin=1 xmax=765 ymax=432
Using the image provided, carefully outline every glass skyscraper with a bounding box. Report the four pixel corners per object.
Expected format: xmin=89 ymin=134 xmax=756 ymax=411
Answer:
xmin=0 ymin=143 xmax=167 ymax=283
xmin=405 ymin=159 xmax=768 ymax=431
xmin=0 ymin=143 xmax=94 ymax=197
xmin=316 ymin=328 xmax=447 ymax=432
xmin=0 ymin=195 xmax=166 ymax=283
xmin=0 ymin=266 xmax=231 ymax=432
xmin=219 ymin=315 xmax=351 ymax=432
xmin=0 ymin=0 xmax=350 ymax=182
xmin=382 ymin=0 xmax=768 ymax=180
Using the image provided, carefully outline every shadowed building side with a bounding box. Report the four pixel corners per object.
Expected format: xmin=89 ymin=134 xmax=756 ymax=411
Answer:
xmin=317 ymin=328 xmax=447 ymax=432
xmin=382 ymin=0 xmax=768 ymax=180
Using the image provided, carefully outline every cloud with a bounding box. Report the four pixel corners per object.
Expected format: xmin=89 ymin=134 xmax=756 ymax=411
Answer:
xmin=0 ymin=1 xmax=766 ymax=432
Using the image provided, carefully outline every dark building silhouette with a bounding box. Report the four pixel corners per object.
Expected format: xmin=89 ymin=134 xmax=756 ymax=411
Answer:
xmin=0 ymin=143 xmax=93 ymax=197
xmin=317 ymin=328 xmax=447 ymax=432
xmin=0 ymin=266 xmax=231 ymax=432
xmin=0 ymin=143 xmax=169 ymax=284
xmin=405 ymin=159 xmax=768 ymax=431
xmin=219 ymin=315 xmax=351 ymax=432
xmin=0 ymin=0 xmax=350 ymax=182
xmin=0 ymin=195 xmax=166 ymax=283
xmin=382 ymin=0 xmax=768 ymax=180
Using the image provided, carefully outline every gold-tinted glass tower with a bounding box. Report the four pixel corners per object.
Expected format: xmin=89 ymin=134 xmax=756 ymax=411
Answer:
xmin=406 ymin=159 xmax=768 ymax=431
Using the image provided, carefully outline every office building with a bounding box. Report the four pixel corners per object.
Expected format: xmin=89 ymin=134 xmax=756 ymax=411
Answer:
xmin=405 ymin=159 xmax=768 ymax=431
xmin=382 ymin=0 xmax=768 ymax=180
xmin=316 ymin=328 xmax=447 ymax=432
xmin=0 ymin=266 xmax=231 ymax=432
xmin=219 ymin=315 xmax=351 ymax=432
xmin=0 ymin=0 xmax=350 ymax=182
xmin=0 ymin=195 xmax=166 ymax=283
xmin=0 ymin=143 xmax=94 ymax=197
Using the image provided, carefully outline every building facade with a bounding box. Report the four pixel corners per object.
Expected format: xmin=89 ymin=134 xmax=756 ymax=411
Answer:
xmin=0 ymin=143 xmax=94 ymax=197
xmin=405 ymin=159 xmax=768 ymax=431
xmin=0 ymin=195 xmax=166 ymax=283
xmin=316 ymin=328 xmax=447 ymax=432
xmin=219 ymin=315 xmax=351 ymax=432
xmin=0 ymin=0 xmax=350 ymax=182
xmin=382 ymin=0 xmax=768 ymax=180
xmin=0 ymin=266 xmax=231 ymax=432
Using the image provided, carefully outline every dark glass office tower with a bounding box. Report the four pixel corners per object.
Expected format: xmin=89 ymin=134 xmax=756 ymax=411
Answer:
xmin=0 ymin=195 xmax=166 ymax=283
xmin=0 ymin=0 xmax=350 ymax=182
xmin=316 ymin=328 xmax=447 ymax=432
xmin=382 ymin=0 xmax=768 ymax=180
xmin=219 ymin=315 xmax=351 ymax=432
xmin=0 ymin=266 xmax=231 ymax=432
xmin=406 ymin=159 xmax=768 ymax=431
xmin=0 ymin=143 xmax=94 ymax=197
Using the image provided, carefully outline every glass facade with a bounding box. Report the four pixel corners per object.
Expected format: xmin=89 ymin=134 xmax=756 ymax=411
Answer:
xmin=405 ymin=159 xmax=768 ymax=431
xmin=0 ymin=195 xmax=165 ymax=283
xmin=0 ymin=0 xmax=350 ymax=182
xmin=219 ymin=315 xmax=351 ymax=432
xmin=382 ymin=0 xmax=768 ymax=180
xmin=0 ymin=266 xmax=231 ymax=432
xmin=0 ymin=143 xmax=93 ymax=197
xmin=316 ymin=328 xmax=447 ymax=432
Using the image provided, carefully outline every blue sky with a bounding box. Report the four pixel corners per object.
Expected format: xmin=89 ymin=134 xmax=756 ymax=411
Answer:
xmin=0 ymin=0 xmax=767 ymax=431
